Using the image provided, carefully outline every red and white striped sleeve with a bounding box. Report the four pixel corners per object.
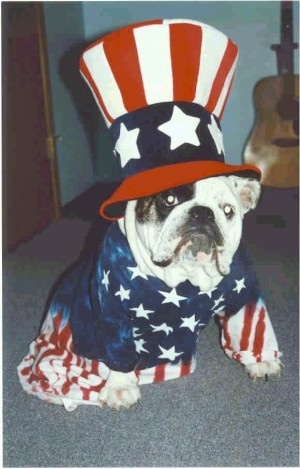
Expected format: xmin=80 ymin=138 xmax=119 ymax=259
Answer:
xmin=217 ymin=298 xmax=282 ymax=365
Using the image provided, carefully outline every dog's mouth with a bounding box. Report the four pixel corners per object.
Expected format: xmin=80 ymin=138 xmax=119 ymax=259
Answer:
xmin=152 ymin=228 xmax=225 ymax=275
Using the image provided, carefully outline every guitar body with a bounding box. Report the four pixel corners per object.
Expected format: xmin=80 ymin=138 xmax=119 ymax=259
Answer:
xmin=244 ymin=74 xmax=299 ymax=188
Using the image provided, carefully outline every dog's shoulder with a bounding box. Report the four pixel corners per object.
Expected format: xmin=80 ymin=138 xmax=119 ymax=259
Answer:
xmin=218 ymin=241 xmax=261 ymax=316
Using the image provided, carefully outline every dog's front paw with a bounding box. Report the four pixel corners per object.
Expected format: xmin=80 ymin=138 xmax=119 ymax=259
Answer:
xmin=245 ymin=359 xmax=283 ymax=381
xmin=99 ymin=370 xmax=141 ymax=410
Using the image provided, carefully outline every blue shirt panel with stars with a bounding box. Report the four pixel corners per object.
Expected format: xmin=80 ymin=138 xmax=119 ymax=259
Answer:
xmin=62 ymin=222 xmax=261 ymax=373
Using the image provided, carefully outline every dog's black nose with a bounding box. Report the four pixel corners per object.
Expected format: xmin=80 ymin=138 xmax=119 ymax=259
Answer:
xmin=189 ymin=205 xmax=215 ymax=222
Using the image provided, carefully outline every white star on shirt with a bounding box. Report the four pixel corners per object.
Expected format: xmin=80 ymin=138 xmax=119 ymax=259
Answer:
xmin=158 ymin=288 xmax=187 ymax=307
xmin=130 ymin=303 xmax=154 ymax=319
xmin=233 ymin=277 xmax=246 ymax=294
xmin=198 ymin=287 xmax=217 ymax=298
xmin=115 ymin=284 xmax=130 ymax=301
xmin=180 ymin=314 xmax=200 ymax=332
xmin=158 ymin=345 xmax=183 ymax=361
xmin=212 ymin=306 xmax=225 ymax=316
xmin=211 ymin=294 xmax=225 ymax=310
xmin=158 ymin=105 xmax=201 ymax=150
xmin=114 ymin=123 xmax=140 ymax=168
xmin=133 ymin=327 xmax=142 ymax=338
xmin=101 ymin=270 xmax=110 ymax=291
xmin=207 ymin=115 xmax=225 ymax=155
xmin=127 ymin=265 xmax=148 ymax=280
xmin=150 ymin=323 xmax=173 ymax=335
xmin=135 ymin=338 xmax=149 ymax=354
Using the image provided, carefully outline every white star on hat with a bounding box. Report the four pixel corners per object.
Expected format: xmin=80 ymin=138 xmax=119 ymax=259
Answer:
xmin=114 ymin=123 xmax=141 ymax=167
xmin=233 ymin=277 xmax=246 ymax=294
xmin=158 ymin=345 xmax=183 ymax=361
xmin=127 ymin=265 xmax=148 ymax=280
xmin=180 ymin=314 xmax=200 ymax=332
xmin=207 ymin=115 xmax=225 ymax=155
xmin=158 ymin=287 xmax=187 ymax=307
xmin=115 ymin=284 xmax=131 ymax=301
xmin=101 ymin=270 xmax=110 ymax=291
xmin=130 ymin=303 xmax=154 ymax=319
xmin=158 ymin=105 xmax=201 ymax=150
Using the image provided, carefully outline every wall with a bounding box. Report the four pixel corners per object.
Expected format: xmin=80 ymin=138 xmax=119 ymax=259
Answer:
xmin=82 ymin=0 xmax=299 ymax=174
xmin=43 ymin=2 xmax=94 ymax=205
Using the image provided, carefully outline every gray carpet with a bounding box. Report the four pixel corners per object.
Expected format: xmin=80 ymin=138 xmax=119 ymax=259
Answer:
xmin=3 ymin=188 xmax=299 ymax=467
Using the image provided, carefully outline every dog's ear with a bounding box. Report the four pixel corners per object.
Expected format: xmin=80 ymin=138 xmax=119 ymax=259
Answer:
xmin=228 ymin=176 xmax=261 ymax=214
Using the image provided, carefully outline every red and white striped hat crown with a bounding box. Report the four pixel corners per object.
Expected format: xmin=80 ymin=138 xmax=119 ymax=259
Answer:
xmin=80 ymin=19 xmax=260 ymax=220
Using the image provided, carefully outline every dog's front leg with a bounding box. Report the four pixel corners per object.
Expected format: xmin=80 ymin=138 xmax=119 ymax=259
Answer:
xmin=217 ymin=300 xmax=283 ymax=380
xmin=99 ymin=370 xmax=141 ymax=410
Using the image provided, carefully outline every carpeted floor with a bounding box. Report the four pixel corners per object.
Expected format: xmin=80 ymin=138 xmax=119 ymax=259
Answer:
xmin=2 ymin=185 xmax=299 ymax=467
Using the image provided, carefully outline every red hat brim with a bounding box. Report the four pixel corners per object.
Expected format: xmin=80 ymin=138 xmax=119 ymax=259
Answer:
xmin=100 ymin=161 xmax=261 ymax=220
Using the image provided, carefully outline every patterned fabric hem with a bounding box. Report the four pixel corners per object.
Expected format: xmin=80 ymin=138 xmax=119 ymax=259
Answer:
xmin=17 ymin=340 xmax=196 ymax=411
xmin=223 ymin=348 xmax=283 ymax=365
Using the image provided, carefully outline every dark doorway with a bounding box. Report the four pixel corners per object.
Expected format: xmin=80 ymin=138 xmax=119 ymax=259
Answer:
xmin=2 ymin=2 xmax=61 ymax=252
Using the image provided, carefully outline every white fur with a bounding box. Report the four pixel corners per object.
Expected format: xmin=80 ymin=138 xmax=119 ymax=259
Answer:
xmin=99 ymin=370 xmax=141 ymax=409
xmin=246 ymin=359 xmax=282 ymax=380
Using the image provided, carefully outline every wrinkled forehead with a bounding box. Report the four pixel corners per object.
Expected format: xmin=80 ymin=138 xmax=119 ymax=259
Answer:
xmin=193 ymin=177 xmax=235 ymax=205
xmin=155 ymin=176 xmax=236 ymax=207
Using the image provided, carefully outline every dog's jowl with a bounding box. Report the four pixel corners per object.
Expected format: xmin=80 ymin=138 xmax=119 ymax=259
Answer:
xmin=17 ymin=19 xmax=282 ymax=411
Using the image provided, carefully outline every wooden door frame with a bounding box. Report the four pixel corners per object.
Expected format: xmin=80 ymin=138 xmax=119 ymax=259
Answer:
xmin=35 ymin=2 xmax=61 ymax=220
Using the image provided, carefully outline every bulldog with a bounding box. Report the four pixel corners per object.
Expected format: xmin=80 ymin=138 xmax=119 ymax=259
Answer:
xmin=18 ymin=175 xmax=282 ymax=411
xmin=98 ymin=175 xmax=282 ymax=409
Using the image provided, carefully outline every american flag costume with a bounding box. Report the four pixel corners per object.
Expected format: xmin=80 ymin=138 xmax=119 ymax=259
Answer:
xmin=18 ymin=223 xmax=281 ymax=411
xmin=17 ymin=19 xmax=281 ymax=411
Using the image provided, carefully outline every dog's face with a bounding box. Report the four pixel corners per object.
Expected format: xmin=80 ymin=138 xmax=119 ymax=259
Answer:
xmin=120 ymin=175 xmax=260 ymax=291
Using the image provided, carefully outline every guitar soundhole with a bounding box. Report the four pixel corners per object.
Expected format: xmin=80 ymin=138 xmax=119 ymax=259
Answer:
xmin=275 ymin=93 xmax=299 ymax=144
xmin=276 ymin=96 xmax=299 ymax=121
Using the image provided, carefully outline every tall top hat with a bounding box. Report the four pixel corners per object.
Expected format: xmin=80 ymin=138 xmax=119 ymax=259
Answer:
xmin=80 ymin=19 xmax=261 ymax=220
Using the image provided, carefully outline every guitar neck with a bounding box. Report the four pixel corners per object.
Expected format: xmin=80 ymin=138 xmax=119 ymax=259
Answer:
xmin=271 ymin=1 xmax=298 ymax=76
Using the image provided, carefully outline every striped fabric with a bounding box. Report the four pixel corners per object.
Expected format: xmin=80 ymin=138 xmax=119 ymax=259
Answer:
xmin=219 ymin=300 xmax=281 ymax=365
xmin=79 ymin=19 xmax=238 ymax=126
xmin=17 ymin=311 xmax=197 ymax=411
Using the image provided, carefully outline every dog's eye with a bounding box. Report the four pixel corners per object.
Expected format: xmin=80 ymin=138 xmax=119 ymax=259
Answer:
xmin=223 ymin=204 xmax=234 ymax=219
xmin=163 ymin=193 xmax=179 ymax=207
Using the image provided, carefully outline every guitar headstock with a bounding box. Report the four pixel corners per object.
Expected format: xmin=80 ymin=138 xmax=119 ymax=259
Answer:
xmin=271 ymin=1 xmax=298 ymax=75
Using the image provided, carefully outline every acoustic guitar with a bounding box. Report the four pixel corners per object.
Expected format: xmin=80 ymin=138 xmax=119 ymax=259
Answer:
xmin=244 ymin=1 xmax=299 ymax=188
